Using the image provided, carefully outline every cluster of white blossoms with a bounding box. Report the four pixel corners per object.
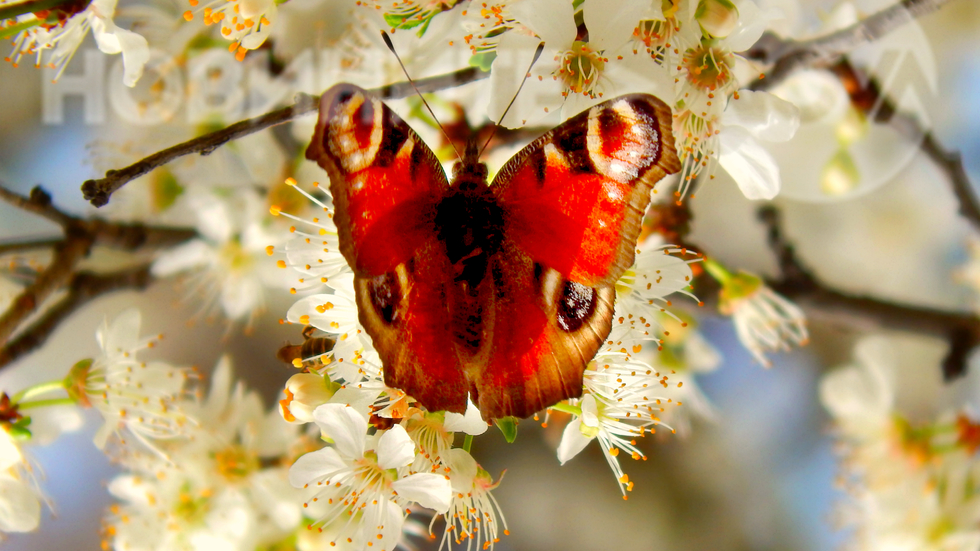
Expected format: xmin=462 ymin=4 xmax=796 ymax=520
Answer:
xmin=102 ymin=356 xmax=305 ymax=551
xmin=820 ymin=337 xmax=980 ymax=550
xmin=271 ymin=174 xmax=704 ymax=524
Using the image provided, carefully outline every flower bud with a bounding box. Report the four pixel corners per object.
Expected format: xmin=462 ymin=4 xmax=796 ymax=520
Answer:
xmin=696 ymin=0 xmax=739 ymax=38
xmin=279 ymin=373 xmax=334 ymax=424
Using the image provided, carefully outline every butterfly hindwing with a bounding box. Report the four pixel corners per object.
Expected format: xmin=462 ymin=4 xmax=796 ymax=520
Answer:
xmin=472 ymin=241 xmax=616 ymax=419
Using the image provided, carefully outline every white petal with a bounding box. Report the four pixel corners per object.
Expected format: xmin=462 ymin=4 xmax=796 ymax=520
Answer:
xmin=0 ymin=433 xmax=22 ymax=472
xmin=239 ymin=0 xmax=272 ymax=18
xmin=288 ymin=446 xmax=346 ymax=488
xmin=580 ymin=394 xmax=599 ymax=428
xmin=103 ymin=307 xmax=142 ymax=354
xmin=722 ymin=0 xmax=770 ymax=52
xmin=376 ymin=424 xmax=415 ymax=470
xmin=820 ymin=337 xmax=894 ymax=424
xmin=0 ymin=476 xmax=40 ymax=532
xmin=151 ymin=240 xmax=211 ymax=277
xmin=556 ymin=416 xmax=592 ymax=464
xmin=510 ymin=0 xmax=575 ymax=46
xmin=311 ymin=404 xmax=367 ymax=459
xmin=391 ymin=473 xmax=452 ymax=513
xmin=219 ymin=275 xmax=263 ymax=320
xmin=113 ymin=27 xmax=150 ymax=87
xmin=443 ymin=398 xmax=488 ymax=435
xmin=723 ymin=90 xmax=800 ymax=142
xmin=718 ymin=127 xmax=781 ymax=200
xmin=583 ymin=0 xmax=647 ymax=51
xmin=363 ymin=499 xmax=405 ymax=549
xmin=444 ymin=448 xmax=478 ymax=492
xmin=203 ymin=356 xmax=234 ymax=419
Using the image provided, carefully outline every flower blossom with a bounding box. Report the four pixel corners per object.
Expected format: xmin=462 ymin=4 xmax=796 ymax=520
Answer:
xmin=6 ymin=0 xmax=150 ymax=85
xmin=289 ymin=404 xmax=452 ymax=550
xmin=103 ymin=357 xmax=303 ymax=551
xmin=66 ymin=308 xmax=193 ymax=454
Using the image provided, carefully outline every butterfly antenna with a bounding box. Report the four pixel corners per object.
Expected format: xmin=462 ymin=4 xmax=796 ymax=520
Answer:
xmin=381 ymin=30 xmax=461 ymax=160
xmin=478 ymin=41 xmax=546 ymax=159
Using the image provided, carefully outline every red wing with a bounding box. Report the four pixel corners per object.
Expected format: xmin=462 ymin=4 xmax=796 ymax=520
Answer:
xmin=471 ymin=240 xmax=616 ymax=420
xmin=306 ymin=84 xmax=448 ymax=276
xmin=354 ymin=238 xmax=469 ymax=414
xmin=491 ymin=94 xmax=680 ymax=288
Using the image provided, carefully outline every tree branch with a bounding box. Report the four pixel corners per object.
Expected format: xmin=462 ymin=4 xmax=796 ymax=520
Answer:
xmin=0 ymin=234 xmax=94 ymax=348
xmin=0 ymin=184 xmax=195 ymax=354
xmin=821 ymin=61 xmax=980 ymax=234
xmin=758 ymin=206 xmax=980 ymax=380
xmin=81 ymin=66 xmax=489 ymax=208
xmin=0 ymin=238 xmax=63 ymax=255
xmin=0 ymin=265 xmax=153 ymax=368
xmin=747 ymin=0 xmax=956 ymax=91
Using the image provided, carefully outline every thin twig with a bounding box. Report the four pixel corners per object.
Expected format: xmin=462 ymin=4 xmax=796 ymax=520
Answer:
xmin=81 ymin=66 xmax=489 ymax=208
xmin=0 ymin=238 xmax=63 ymax=255
xmin=0 ymin=183 xmax=199 ymax=250
xmin=747 ymin=0 xmax=956 ymax=91
xmin=0 ymin=265 xmax=153 ymax=368
xmin=758 ymin=206 xmax=980 ymax=380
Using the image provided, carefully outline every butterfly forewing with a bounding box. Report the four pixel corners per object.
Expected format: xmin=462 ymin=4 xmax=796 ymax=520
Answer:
xmin=491 ymin=94 xmax=681 ymax=288
xmin=306 ymin=84 xmax=449 ymax=276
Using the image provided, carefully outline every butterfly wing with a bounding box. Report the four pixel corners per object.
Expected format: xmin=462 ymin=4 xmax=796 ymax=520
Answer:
xmin=306 ymin=84 xmax=469 ymax=413
xmin=473 ymin=94 xmax=680 ymax=419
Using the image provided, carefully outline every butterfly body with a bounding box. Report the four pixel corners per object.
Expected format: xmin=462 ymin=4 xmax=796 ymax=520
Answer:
xmin=307 ymin=84 xmax=680 ymax=420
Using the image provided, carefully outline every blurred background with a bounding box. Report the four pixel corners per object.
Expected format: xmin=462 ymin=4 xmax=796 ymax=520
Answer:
xmin=1 ymin=0 xmax=979 ymax=549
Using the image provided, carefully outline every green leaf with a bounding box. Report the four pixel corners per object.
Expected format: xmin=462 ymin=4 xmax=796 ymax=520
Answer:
xmin=495 ymin=417 xmax=518 ymax=443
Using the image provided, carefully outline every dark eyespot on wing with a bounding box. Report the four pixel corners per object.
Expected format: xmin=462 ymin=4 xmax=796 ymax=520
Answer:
xmin=556 ymin=280 xmax=597 ymax=332
xmin=555 ymin=127 xmax=594 ymax=174
xmin=368 ymin=272 xmax=401 ymax=324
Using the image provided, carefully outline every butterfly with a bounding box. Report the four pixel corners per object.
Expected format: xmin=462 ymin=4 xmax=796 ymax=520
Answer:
xmin=305 ymin=84 xmax=680 ymax=420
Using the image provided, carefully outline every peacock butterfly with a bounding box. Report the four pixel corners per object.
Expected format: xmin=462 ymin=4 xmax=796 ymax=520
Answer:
xmin=305 ymin=83 xmax=680 ymax=420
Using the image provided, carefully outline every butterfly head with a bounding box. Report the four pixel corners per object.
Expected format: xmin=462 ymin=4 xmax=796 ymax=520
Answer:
xmin=451 ymin=141 xmax=489 ymax=191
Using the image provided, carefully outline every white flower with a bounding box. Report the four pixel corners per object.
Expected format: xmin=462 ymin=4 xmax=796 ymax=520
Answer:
xmin=488 ymin=0 xmax=672 ymax=127
xmin=441 ymin=448 xmax=508 ymax=550
xmin=271 ymin=178 xmax=351 ymax=295
xmin=103 ymin=357 xmax=304 ymax=551
xmin=556 ymin=392 xmax=658 ymax=496
xmin=713 ymin=268 xmax=808 ymax=367
xmin=68 ymin=308 xmax=192 ymax=454
xmin=183 ymin=0 xmax=277 ymax=59
xmin=280 ymin=373 xmax=335 ymax=424
xmin=289 ymin=404 xmax=452 ymax=549
xmin=7 ymin=0 xmax=149 ymax=85
xmin=151 ymin=188 xmax=287 ymax=330
xmin=0 ymin=430 xmax=40 ymax=534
